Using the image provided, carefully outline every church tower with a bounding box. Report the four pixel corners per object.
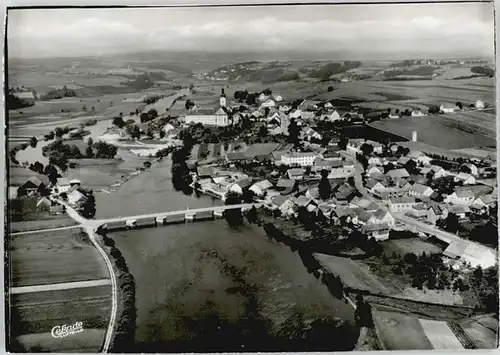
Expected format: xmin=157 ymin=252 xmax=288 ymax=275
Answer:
xmin=220 ymin=88 xmax=227 ymax=108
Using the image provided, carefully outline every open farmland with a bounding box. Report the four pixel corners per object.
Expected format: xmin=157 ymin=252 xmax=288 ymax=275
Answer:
xmin=9 ymin=216 xmax=79 ymax=233
xmin=313 ymin=253 xmax=395 ymax=294
xmin=10 ymin=229 xmax=110 ymax=287
xmin=383 ymin=238 xmax=443 ymax=256
xmin=10 ymin=286 xmax=111 ymax=352
xmin=458 ymin=314 xmax=499 ymax=349
xmin=372 ymin=309 xmax=434 ymax=350
xmin=370 ymin=115 xmax=496 ymax=149
xmin=419 ymin=319 xmax=464 ymax=349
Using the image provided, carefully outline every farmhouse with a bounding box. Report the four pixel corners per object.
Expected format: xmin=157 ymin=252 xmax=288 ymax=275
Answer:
xmin=440 ymin=103 xmax=456 ymax=113
xmin=427 ymin=204 xmax=448 ymax=225
xmin=388 ymin=196 xmax=417 ymax=213
xmin=475 ymin=100 xmax=485 ymax=109
xmin=362 ymin=223 xmax=391 ymax=241
xmin=249 ymin=180 xmax=273 ymax=196
xmin=406 ymin=183 xmax=434 ymax=198
xmin=287 ymin=168 xmax=304 ymax=180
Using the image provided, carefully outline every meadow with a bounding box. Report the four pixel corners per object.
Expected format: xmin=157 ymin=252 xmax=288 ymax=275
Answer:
xmin=10 ymin=229 xmax=110 ymax=287
xmin=10 ymin=286 xmax=111 ymax=352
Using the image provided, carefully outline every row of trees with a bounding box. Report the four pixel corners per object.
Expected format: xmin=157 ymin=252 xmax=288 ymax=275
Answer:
xmin=7 ymin=93 xmax=34 ymax=110
xmin=40 ymin=85 xmax=77 ymax=100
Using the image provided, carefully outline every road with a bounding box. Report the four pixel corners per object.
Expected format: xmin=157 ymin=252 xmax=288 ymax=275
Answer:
xmin=10 ymin=279 xmax=111 ymax=294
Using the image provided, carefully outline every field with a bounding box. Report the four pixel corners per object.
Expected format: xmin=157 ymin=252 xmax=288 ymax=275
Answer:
xmin=458 ymin=314 xmax=499 ymax=349
xmin=10 ymin=286 xmax=111 ymax=352
xmin=370 ymin=115 xmax=496 ymax=149
xmin=372 ymin=309 xmax=434 ymax=350
xmin=419 ymin=319 xmax=464 ymax=349
xmin=10 ymin=229 xmax=110 ymax=287
xmin=9 ymin=216 xmax=79 ymax=233
xmin=383 ymin=238 xmax=443 ymax=256
xmin=393 ymin=288 xmax=466 ymax=307
xmin=313 ymin=253 xmax=396 ymax=294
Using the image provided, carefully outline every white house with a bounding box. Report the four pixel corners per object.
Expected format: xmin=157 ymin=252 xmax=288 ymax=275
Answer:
xmin=346 ymin=139 xmax=365 ymax=154
xmin=454 ymin=173 xmax=476 ymax=185
xmin=249 ymin=180 xmax=273 ymax=196
xmin=67 ymin=189 xmax=87 ymax=206
xmin=258 ymin=93 xmax=269 ymax=102
xmin=416 ymin=155 xmax=433 ymax=166
xmin=279 ymin=105 xmax=291 ymax=113
xmin=323 ymin=110 xmax=341 ymax=122
xmin=444 ymin=190 xmax=475 ymax=206
xmin=365 ymin=140 xmax=383 ymax=154
xmin=366 ymin=165 xmax=383 ymax=177
xmin=388 ymin=196 xmax=417 ymax=213
xmin=407 ymin=183 xmax=434 ymax=198
xmin=261 ymin=99 xmax=276 ymax=108
xmin=282 ymin=152 xmax=318 ymax=167
xmin=274 ymin=95 xmax=283 ymax=102
xmin=324 ymin=102 xmax=333 ymax=109
xmin=289 ymin=109 xmax=302 ymax=119
xmin=55 ymin=178 xmax=71 ymax=194
xmin=411 ymin=109 xmax=426 ymax=117
xmin=431 ymin=165 xmax=449 ymax=179
xmin=475 ymin=100 xmax=485 ymax=109
xmin=440 ymin=104 xmax=456 ymax=113
xmin=368 ymin=157 xmax=383 ymax=166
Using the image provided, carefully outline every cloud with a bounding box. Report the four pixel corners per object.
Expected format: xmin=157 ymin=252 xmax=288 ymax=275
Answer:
xmin=7 ymin=12 xmax=494 ymax=58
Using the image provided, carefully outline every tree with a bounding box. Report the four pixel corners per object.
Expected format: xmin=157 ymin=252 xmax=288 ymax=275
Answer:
xmin=338 ymin=136 xmax=348 ymax=150
xmin=30 ymin=136 xmax=38 ymax=148
xmin=86 ymin=146 xmax=94 ymax=158
xmin=360 ymin=143 xmax=374 ymax=156
xmin=87 ymin=137 xmax=93 ymax=146
xmin=287 ymin=117 xmax=300 ymax=146
xmin=112 ymin=116 xmax=125 ymax=128
xmin=327 ymin=86 xmax=334 ymax=92
xmin=456 ymin=102 xmax=463 ymax=110
xmin=258 ymin=125 xmax=268 ymax=137
xmin=354 ymin=295 xmax=374 ymax=327
xmin=444 ymin=213 xmax=460 ymax=233
xmin=318 ymin=170 xmax=331 ymax=200
xmin=30 ymin=161 xmax=44 ymax=174
xmin=185 ymin=99 xmax=195 ymax=110
xmin=54 ymin=127 xmax=64 ymax=138
xmin=91 ymin=105 xmax=95 ymax=112
xmin=224 ymin=191 xmax=244 ymax=228
xmin=82 ymin=192 xmax=96 ymax=218
xmin=147 ymin=108 xmax=158 ymax=120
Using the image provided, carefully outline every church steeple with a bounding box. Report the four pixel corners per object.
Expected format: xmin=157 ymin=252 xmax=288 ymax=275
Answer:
xmin=220 ymin=88 xmax=227 ymax=108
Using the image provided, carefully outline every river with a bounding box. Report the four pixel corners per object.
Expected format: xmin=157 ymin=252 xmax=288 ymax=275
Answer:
xmin=100 ymin=158 xmax=357 ymax=352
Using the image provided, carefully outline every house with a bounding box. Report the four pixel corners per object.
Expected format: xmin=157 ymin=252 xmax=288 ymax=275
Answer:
xmin=373 ymin=208 xmax=396 ymax=226
xmin=36 ymin=197 xmax=52 ymax=213
xmin=427 ymin=204 xmax=448 ymax=225
xmin=397 ymin=156 xmax=411 ymax=166
xmin=287 ymin=168 xmax=304 ymax=180
xmin=431 ymin=165 xmax=449 ymax=179
xmin=346 ymin=139 xmax=365 ymax=154
xmin=445 ymin=189 xmax=475 ymax=206
xmin=335 ymin=184 xmax=356 ymax=201
xmin=388 ymin=196 xmax=417 ymax=213
xmin=366 ymin=179 xmax=386 ymax=193
xmin=226 ymin=152 xmax=247 ymax=163
xmin=411 ymin=109 xmax=425 ymax=117
xmin=270 ymin=194 xmax=295 ymax=215
xmin=279 ymin=104 xmax=291 ymax=113
xmin=475 ymin=100 xmax=485 ymax=109
xmin=409 ymin=203 xmax=428 ymax=218
xmin=305 ymin=187 xmax=320 ymax=200
xmin=228 ymin=178 xmax=253 ymax=195
xmin=303 ymin=127 xmax=323 ymax=141
xmin=462 ymin=163 xmax=479 ymax=176
xmin=258 ymin=93 xmax=269 ymax=102
xmin=443 ymin=241 xmax=497 ymax=269
xmin=261 ymin=99 xmax=276 ymax=108
xmin=68 ymin=189 xmax=88 ymax=207
xmin=374 ymin=187 xmax=404 ymax=200
xmin=249 ymin=180 xmax=273 ymax=196
xmin=365 ymin=140 xmax=383 ymax=154
xmin=408 ymin=174 xmax=427 ymax=185
xmin=327 ymin=161 xmax=355 ymax=179
xmin=449 ymin=205 xmax=470 ymax=219
xmin=366 ymin=165 xmax=383 ymax=177
xmin=295 ymin=195 xmax=318 ymax=213
xmin=197 ymin=166 xmax=215 ymax=178
xmin=323 ymin=110 xmax=341 ymax=122
xmin=276 ymin=179 xmax=296 ymax=193
xmin=55 ymin=178 xmax=71 ymax=194
xmin=368 ymin=157 xmax=383 ymax=166
xmin=387 ymin=168 xmax=410 ymax=180
xmin=416 ymin=155 xmax=433 ymax=166
xmin=274 ymin=95 xmax=283 ymax=102
xmin=282 ymin=152 xmax=318 ymax=167
xmin=362 ymin=223 xmax=391 ymax=241
xmin=454 ymin=173 xmax=476 ymax=185
xmin=407 ymin=183 xmax=434 ymax=198
xmin=321 ymin=147 xmax=342 ymax=161
xmin=440 ymin=103 xmax=456 ymax=113
xmin=350 ymin=197 xmax=379 ymax=212
xmin=314 ymin=158 xmax=341 ymax=173
xmin=17 ymin=177 xmax=50 ymax=197
xmin=389 ymin=112 xmax=400 ymax=119
xmin=324 ymin=102 xmax=333 ymax=109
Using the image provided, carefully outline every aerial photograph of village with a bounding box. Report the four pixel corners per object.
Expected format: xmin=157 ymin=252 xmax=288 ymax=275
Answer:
xmin=4 ymin=2 xmax=498 ymax=353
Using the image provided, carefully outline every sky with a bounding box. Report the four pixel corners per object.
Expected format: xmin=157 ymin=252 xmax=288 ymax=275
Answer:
xmin=7 ymin=3 xmax=495 ymax=59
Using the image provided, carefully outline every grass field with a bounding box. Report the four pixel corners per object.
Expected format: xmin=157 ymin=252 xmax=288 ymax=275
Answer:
xmin=458 ymin=314 xmax=498 ymax=349
xmin=419 ymin=319 xmax=464 ymax=349
xmin=313 ymin=253 xmax=395 ymax=294
xmin=10 ymin=229 xmax=110 ymax=287
xmin=10 ymin=286 xmax=111 ymax=352
xmin=372 ymin=309 xmax=434 ymax=350
xmin=383 ymin=238 xmax=443 ymax=256
xmin=9 ymin=216 xmax=79 ymax=233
